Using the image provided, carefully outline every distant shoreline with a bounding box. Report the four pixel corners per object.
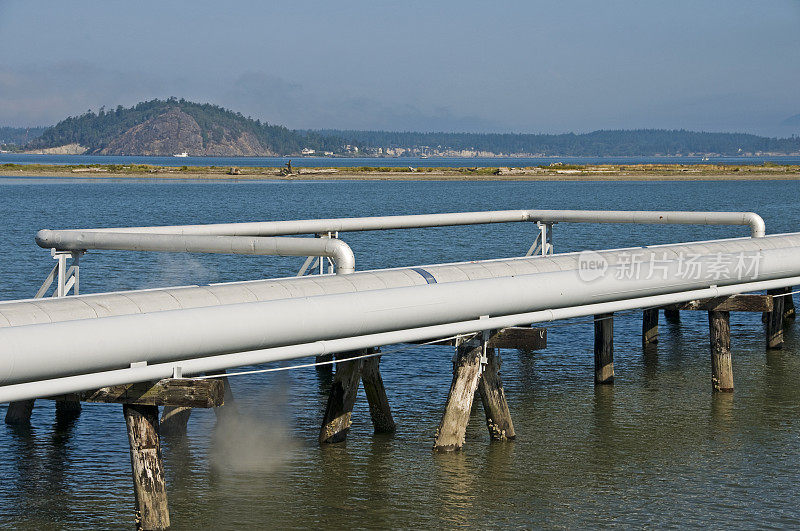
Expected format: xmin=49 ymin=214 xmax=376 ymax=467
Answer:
xmin=2 ymin=163 xmax=800 ymax=181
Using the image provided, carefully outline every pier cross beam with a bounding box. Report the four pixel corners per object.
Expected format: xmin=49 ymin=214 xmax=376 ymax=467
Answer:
xmin=160 ymin=368 xmax=236 ymax=436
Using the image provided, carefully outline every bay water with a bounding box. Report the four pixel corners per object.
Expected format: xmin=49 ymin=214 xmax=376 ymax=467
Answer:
xmin=1 ymin=176 xmax=799 ymax=528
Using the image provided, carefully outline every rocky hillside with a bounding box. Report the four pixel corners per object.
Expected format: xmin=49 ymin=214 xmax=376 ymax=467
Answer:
xmin=25 ymin=99 xmax=348 ymax=156
xmin=98 ymin=108 xmax=274 ymax=156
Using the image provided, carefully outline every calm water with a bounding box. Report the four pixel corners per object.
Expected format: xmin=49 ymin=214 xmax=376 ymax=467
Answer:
xmin=1 ymin=177 xmax=799 ymax=528
xmin=3 ymin=153 xmax=800 ymax=168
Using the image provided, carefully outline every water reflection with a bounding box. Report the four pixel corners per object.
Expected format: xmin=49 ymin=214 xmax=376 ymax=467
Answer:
xmin=433 ymin=450 xmax=475 ymax=526
xmin=710 ymin=391 xmax=735 ymax=431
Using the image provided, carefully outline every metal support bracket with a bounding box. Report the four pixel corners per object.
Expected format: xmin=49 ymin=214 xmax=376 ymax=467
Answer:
xmin=526 ymin=222 xmax=555 ymax=256
xmin=296 ymin=231 xmax=340 ymax=276
xmin=35 ymin=249 xmax=84 ymax=298
xmin=479 ymin=316 xmax=490 ymax=373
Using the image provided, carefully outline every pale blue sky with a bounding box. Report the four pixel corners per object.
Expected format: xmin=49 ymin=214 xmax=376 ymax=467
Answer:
xmin=1 ymin=0 xmax=798 ymax=135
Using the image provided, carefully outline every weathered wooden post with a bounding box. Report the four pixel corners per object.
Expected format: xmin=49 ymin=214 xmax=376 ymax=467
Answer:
xmin=315 ymin=354 xmax=334 ymax=374
xmin=360 ymin=352 xmax=396 ymax=434
xmin=160 ymin=406 xmax=192 ymax=436
xmin=4 ymin=399 xmax=35 ymax=425
xmin=642 ymin=308 xmax=659 ymax=347
xmin=433 ymin=330 xmax=517 ymax=451
xmin=38 ymin=378 xmax=223 ymax=529
xmin=663 ymin=308 xmax=680 ymax=322
xmin=766 ymin=288 xmax=785 ymax=350
xmin=55 ymin=399 xmax=82 ymax=423
xmin=477 ymin=346 xmax=515 ymax=441
xmin=124 ymin=403 xmax=170 ymax=530
xmin=782 ymin=287 xmax=796 ymax=321
xmin=319 ymin=350 xmax=364 ymax=444
xmin=433 ymin=335 xmax=484 ymax=452
xmin=209 ymin=369 xmax=236 ymax=419
xmin=709 ymin=310 xmax=733 ymax=392
xmin=594 ymin=313 xmax=614 ymax=384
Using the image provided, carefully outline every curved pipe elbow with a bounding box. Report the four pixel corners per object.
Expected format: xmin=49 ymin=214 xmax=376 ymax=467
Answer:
xmin=325 ymin=239 xmax=355 ymax=274
xmin=744 ymin=213 xmax=766 ymax=238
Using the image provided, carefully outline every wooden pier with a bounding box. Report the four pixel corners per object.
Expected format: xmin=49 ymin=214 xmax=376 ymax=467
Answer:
xmin=3 ymin=291 xmax=796 ymax=528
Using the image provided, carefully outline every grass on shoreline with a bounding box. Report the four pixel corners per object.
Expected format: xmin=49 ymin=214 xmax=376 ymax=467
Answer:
xmin=2 ymin=162 xmax=800 ymax=180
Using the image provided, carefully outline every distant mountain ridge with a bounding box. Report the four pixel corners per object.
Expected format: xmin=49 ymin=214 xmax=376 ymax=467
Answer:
xmin=24 ymin=99 xmax=348 ymax=156
xmin=782 ymin=113 xmax=800 ymax=127
xmin=13 ymin=98 xmax=800 ymax=157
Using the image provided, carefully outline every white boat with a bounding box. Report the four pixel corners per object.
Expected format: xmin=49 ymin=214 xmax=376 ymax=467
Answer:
xmin=173 ymin=152 xmax=189 ymax=158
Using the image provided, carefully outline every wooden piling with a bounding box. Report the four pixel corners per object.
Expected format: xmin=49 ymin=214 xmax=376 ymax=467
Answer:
xmin=41 ymin=378 xmax=223 ymax=529
xmin=4 ymin=399 xmax=35 ymax=425
xmin=766 ymin=288 xmax=785 ymax=350
xmin=360 ymin=352 xmax=396 ymax=434
xmin=55 ymin=399 xmax=82 ymax=423
xmin=315 ymin=354 xmax=334 ymax=373
xmin=433 ymin=337 xmax=484 ymax=452
xmin=208 ymin=369 xmax=236 ymax=419
xmin=664 ymin=308 xmax=680 ymax=322
xmin=123 ymin=404 xmax=170 ymax=530
xmin=319 ymin=351 xmax=363 ymax=444
xmin=642 ymin=308 xmax=659 ymax=347
xmin=594 ymin=313 xmax=614 ymax=384
xmin=709 ymin=310 xmax=733 ymax=392
xmin=783 ymin=287 xmax=796 ymax=321
xmin=159 ymin=406 xmax=192 ymax=436
xmin=477 ymin=347 xmax=515 ymax=441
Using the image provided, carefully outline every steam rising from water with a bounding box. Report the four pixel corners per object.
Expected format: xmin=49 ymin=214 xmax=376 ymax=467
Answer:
xmin=209 ymin=386 xmax=297 ymax=474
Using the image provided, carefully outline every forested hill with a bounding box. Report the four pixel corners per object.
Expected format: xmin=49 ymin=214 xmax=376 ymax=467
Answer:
xmin=24 ymin=99 xmax=348 ymax=156
xmin=315 ymin=129 xmax=800 ymax=156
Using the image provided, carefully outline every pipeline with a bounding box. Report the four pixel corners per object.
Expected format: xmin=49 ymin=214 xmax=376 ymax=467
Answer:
xmin=35 ymin=231 xmax=355 ymax=275
xmin=3 ymin=232 xmax=798 ymax=329
xmin=39 ymin=209 xmax=766 ymax=238
xmin=0 ymin=271 xmax=797 ymax=403
xmin=1 ymin=240 xmax=799 ymax=391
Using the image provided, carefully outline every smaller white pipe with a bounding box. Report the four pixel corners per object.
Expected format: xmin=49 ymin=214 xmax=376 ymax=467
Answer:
xmin=525 ymin=210 xmax=766 ymax=238
xmin=53 ymin=210 xmax=766 ymax=238
xmin=35 ymin=230 xmax=356 ymax=275
xmin=1 ymin=273 xmax=796 ymax=404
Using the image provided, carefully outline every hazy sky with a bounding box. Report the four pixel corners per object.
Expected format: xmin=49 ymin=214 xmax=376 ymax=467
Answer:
xmin=1 ymin=0 xmax=798 ymax=135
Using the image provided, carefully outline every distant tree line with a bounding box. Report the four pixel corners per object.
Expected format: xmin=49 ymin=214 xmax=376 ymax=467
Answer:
xmin=315 ymin=129 xmax=800 ymax=156
xmin=0 ymin=126 xmax=47 ymax=146
xmin=25 ymin=99 xmax=352 ymax=155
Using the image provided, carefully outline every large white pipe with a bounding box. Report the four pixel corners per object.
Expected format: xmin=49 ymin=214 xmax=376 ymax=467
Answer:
xmin=7 ymin=232 xmax=797 ymax=330
xmin=1 ymin=243 xmax=798 ymax=388
xmin=0 ymin=273 xmax=797 ymax=404
xmin=49 ymin=209 xmax=766 ymax=238
xmin=35 ymin=231 xmax=356 ymax=274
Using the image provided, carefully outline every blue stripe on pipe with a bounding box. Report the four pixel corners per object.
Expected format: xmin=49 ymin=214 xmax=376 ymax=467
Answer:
xmin=410 ymin=267 xmax=437 ymax=284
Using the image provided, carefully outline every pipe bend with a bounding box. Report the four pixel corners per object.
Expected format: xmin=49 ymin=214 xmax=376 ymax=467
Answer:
xmin=744 ymin=212 xmax=766 ymax=238
xmin=325 ymin=239 xmax=355 ymax=275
